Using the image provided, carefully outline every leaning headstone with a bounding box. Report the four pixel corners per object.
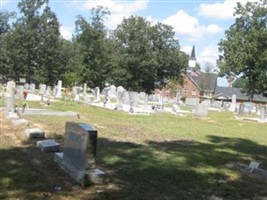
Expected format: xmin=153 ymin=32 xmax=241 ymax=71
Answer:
xmin=54 ymin=122 xmax=106 ymax=186
xmin=55 ymin=80 xmax=62 ymax=98
xmin=194 ymin=103 xmax=208 ymax=118
xmin=37 ymin=139 xmax=60 ymax=152
xmin=24 ymin=128 xmax=45 ymax=139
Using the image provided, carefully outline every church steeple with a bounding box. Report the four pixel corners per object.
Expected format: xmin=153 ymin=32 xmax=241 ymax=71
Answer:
xmin=190 ymin=45 xmax=196 ymax=60
xmin=188 ymin=45 xmax=197 ymax=68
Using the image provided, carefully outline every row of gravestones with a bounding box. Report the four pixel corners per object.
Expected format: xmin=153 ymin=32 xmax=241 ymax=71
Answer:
xmin=4 ymin=109 xmax=106 ymax=187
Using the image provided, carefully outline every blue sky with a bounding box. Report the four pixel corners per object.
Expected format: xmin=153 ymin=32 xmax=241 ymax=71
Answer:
xmin=1 ymin=0 xmax=259 ymax=86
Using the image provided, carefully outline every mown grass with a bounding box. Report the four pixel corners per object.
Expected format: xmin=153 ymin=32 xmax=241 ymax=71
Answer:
xmin=1 ymin=99 xmax=267 ymax=200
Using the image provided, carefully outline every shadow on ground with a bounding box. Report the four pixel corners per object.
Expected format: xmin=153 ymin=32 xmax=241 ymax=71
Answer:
xmin=1 ymin=135 xmax=267 ymax=200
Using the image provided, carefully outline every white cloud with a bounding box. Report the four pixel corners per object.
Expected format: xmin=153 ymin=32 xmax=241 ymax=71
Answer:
xmin=198 ymin=0 xmax=260 ymax=20
xmin=162 ymin=10 xmax=222 ymax=40
xmin=60 ymin=25 xmax=74 ymax=40
xmin=181 ymin=45 xmax=193 ymax=55
xmin=197 ymin=45 xmax=219 ymax=69
xmin=70 ymin=0 xmax=149 ymax=30
xmin=146 ymin=15 xmax=159 ymax=25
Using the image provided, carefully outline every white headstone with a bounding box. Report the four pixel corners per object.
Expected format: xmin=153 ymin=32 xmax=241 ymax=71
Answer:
xmin=55 ymin=80 xmax=62 ymax=98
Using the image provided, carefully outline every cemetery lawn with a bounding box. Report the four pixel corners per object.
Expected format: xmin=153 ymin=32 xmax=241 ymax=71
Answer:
xmin=1 ymin=100 xmax=267 ymax=200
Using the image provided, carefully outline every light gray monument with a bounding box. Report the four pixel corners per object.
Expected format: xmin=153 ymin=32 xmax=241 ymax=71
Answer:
xmin=39 ymin=84 xmax=46 ymax=95
xmin=194 ymin=103 xmax=208 ymax=118
xmin=259 ymin=106 xmax=266 ymax=123
xmin=83 ymin=83 xmax=87 ymax=95
xmin=94 ymin=87 xmax=100 ymax=102
xmin=238 ymin=103 xmax=245 ymax=116
xmin=55 ymin=80 xmax=62 ymax=98
xmin=54 ymin=122 xmax=106 ymax=186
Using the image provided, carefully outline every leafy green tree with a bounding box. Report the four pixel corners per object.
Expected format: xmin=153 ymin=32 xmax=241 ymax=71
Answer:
xmin=35 ymin=6 xmax=64 ymax=85
xmin=113 ymin=16 xmax=187 ymax=93
xmin=0 ymin=10 xmax=16 ymax=82
xmin=16 ymin=0 xmax=48 ymax=83
xmin=233 ymin=77 xmax=247 ymax=88
xmin=75 ymin=6 xmax=111 ymax=88
xmin=218 ymin=0 xmax=267 ymax=101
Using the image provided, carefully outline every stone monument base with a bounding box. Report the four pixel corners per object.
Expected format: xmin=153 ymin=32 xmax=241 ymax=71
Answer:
xmin=54 ymin=152 xmax=106 ymax=187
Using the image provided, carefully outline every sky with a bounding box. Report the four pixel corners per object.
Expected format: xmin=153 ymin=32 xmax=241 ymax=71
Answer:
xmin=0 ymin=0 xmax=260 ymax=86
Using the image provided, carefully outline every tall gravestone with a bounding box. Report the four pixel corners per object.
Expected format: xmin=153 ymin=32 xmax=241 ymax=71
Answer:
xmin=55 ymin=80 xmax=62 ymax=98
xmin=54 ymin=122 xmax=105 ymax=186
xmin=83 ymin=83 xmax=87 ymax=95
xmin=5 ymin=81 xmax=16 ymax=113
xmin=259 ymin=106 xmax=266 ymax=123
xmin=238 ymin=103 xmax=245 ymax=116
xmin=94 ymin=87 xmax=100 ymax=102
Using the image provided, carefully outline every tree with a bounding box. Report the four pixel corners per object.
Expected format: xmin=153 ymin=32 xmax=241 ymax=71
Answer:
xmin=0 ymin=10 xmax=16 ymax=82
xmin=218 ymin=0 xmax=267 ymax=101
xmin=75 ymin=6 xmax=111 ymax=88
xmin=35 ymin=6 xmax=64 ymax=85
xmin=113 ymin=16 xmax=187 ymax=93
xmin=233 ymin=77 xmax=247 ymax=88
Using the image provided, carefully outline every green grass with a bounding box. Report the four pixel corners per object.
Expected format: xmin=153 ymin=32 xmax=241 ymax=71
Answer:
xmin=1 ymin=99 xmax=267 ymax=199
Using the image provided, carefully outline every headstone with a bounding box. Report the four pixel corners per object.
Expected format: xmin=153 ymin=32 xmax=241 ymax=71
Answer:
xmin=54 ymin=122 xmax=106 ymax=186
xmin=238 ymin=103 xmax=245 ymax=116
xmin=259 ymin=106 xmax=266 ymax=123
xmin=6 ymin=81 xmax=16 ymax=95
xmin=24 ymin=83 xmax=29 ymax=90
xmin=18 ymin=85 xmax=24 ymax=98
xmin=29 ymin=83 xmax=35 ymax=93
xmin=46 ymin=86 xmax=52 ymax=95
xmin=72 ymin=86 xmax=80 ymax=101
xmin=37 ymin=139 xmax=60 ymax=152
xmin=194 ymin=103 xmax=208 ymax=118
xmin=83 ymin=83 xmax=87 ymax=95
xmin=4 ymin=87 xmax=15 ymax=113
xmin=109 ymin=85 xmax=117 ymax=98
xmin=94 ymin=87 xmax=100 ymax=102
xmin=123 ymin=91 xmax=130 ymax=105
xmin=55 ymin=80 xmax=62 ymax=98
xmin=103 ymin=84 xmax=111 ymax=106
xmin=24 ymin=128 xmax=45 ymax=139
xmin=39 ymin=84 xmax=46 ymax=95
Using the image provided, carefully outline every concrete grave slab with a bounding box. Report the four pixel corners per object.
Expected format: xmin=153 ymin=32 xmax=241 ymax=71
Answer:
xmin=24 ymin=128 xmax=45 ymax=139
xmin=6 ymin=112 xmax=19 ymax=120
xmin=37 ymin=139 xmax=60 ymax=152
xmin=11 ymin=119 xmax=29 ymax=126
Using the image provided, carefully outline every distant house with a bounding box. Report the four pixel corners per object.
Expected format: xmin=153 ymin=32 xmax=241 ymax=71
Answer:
xmin=214 ymin=86 xmax=267 ymax=104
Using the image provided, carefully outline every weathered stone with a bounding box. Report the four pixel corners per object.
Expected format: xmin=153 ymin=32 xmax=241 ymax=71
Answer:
xmin=11 ymin=119 xmax=29 ymax=126
xmin=24 ymin=128 xmax=45 ymax=139
xmin=37 ymin=139 xmax=60 ymax=152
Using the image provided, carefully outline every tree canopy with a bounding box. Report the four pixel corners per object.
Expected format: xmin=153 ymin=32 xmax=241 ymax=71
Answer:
xmin=0 ymin=1 xmax=188 ymax=93
xmin=218 ymin=0 xmax=267 ymax=101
